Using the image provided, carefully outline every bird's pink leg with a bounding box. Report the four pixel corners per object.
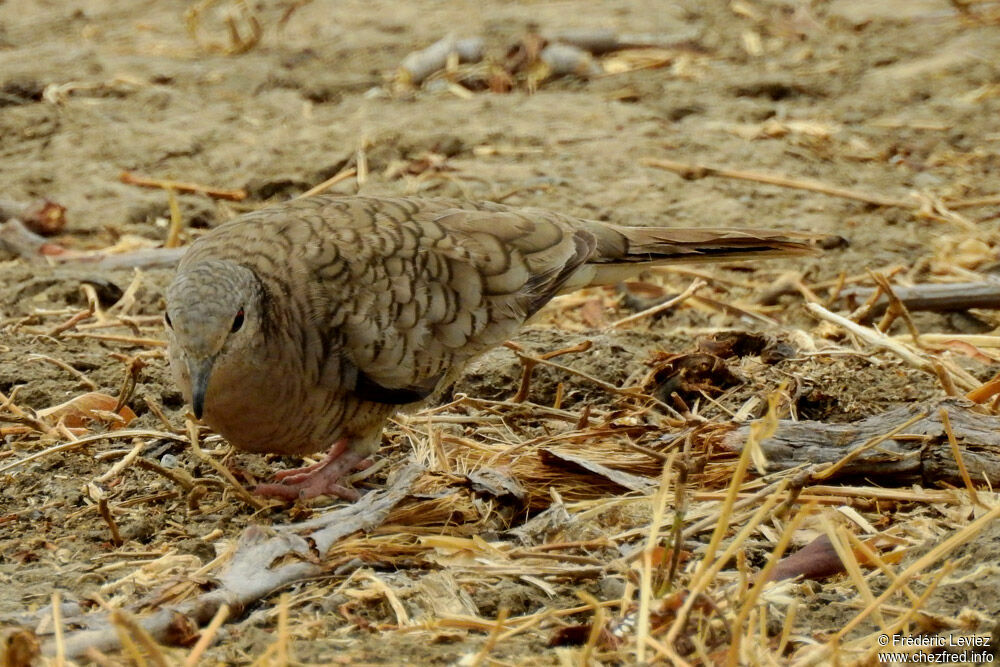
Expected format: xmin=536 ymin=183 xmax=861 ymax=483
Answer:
xmin=255 ymin=438 xmax=373 ymax=501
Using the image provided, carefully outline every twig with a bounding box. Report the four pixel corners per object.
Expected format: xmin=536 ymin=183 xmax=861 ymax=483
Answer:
xmin=63 ymin=332 xmax=167 ymax=347
xmin=27 ymin=354 xmax=98 ymax=389
xmin=578 ymin=590 xmax=606 ymax=665
xmin=610 ymin=278 xmax=705 ymax=328
xmin=53 ymin=592 xmax=65 ymax=667
xmin=186 ymin=420 xmax=268 ymax=510
xmin=870 ymin=272 xmax=921 ymax=342
xmin=0 ymin=219 xmax=185 ymax=268
xmin=637 ymin=462 xmax=674 ymax=664
xmin=97 ymin=497 xmax=123 ymax=547
xmin=841 ymin=281 xmax=1000 ymax=321
xmin=502 ymin=343 xmax=646 ymax=401
xmin=96 ymin=439 xmax=145 ymax=483
xmin=119 ymin=171 xmax=247 ymax=201
xmin=504 ymin=340 xmax=593 ymax=402
xmin=165 ymin=188 xmax=185 ymax=248
xmin=940 ymin=408 xmax=981 ymax=506
xmin=0 ymin=429 xmax=188 ymax=475
xmin=643 ymin=157 xmax=915 ymax=209
xmin=805 ymin=302 xmax=937 ymax=376
xmin=945 ymin=194 xmax=1000 ymax=209
xmin=297 ymin=167 xmax=357 ymax=199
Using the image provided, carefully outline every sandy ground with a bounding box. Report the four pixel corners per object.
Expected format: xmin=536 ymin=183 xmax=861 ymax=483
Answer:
xmin=2 ymin=0 xmax=1000 ymax=663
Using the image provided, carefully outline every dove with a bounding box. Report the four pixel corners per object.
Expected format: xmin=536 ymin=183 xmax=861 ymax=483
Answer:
xmin=164 ymin=195 xmax=819 ymax=500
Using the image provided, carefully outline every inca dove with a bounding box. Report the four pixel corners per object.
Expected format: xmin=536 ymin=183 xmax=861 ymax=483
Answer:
xmin=165 ymin=195 xmax=819 ymax=500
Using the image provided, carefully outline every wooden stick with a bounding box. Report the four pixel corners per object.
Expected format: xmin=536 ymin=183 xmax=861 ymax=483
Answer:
xmin=841 ymin=281 xmax=1000 ymax=320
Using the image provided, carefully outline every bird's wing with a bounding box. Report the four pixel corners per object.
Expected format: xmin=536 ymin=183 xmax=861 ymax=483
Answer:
xmin=302 ymin=198 xmax=596 ymax=400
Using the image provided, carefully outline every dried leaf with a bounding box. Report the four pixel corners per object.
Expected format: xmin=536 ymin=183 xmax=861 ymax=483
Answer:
xmin=37 ymin=392 xmax=136 ymax=430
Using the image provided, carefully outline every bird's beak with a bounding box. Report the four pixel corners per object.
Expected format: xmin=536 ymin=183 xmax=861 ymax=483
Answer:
xmin=187 ymin=356 xmax=216 ymax=420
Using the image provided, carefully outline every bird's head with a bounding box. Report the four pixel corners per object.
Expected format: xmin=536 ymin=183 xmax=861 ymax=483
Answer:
xmin=164 ymin=260 xmax=263 ymax=420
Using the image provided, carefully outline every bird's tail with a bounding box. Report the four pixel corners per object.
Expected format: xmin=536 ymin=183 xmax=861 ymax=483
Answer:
xmin=565 ymin=221 xmax=826 ymax=289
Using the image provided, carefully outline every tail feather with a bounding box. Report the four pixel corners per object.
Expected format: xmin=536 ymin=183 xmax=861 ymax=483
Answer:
xmin=563 ymin=222 xmax=823 ymax=290
xmin=597 ymin=223 xmax=821 ymax=263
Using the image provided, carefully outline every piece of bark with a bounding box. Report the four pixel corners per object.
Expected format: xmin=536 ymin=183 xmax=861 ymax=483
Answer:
xmin=722 ymin=398 xmax=1000 ymax=487
xmin=48 ymin=464 xmax=423 ymax=658
xmin=840 ymin=282 xmax=1000 ymax=321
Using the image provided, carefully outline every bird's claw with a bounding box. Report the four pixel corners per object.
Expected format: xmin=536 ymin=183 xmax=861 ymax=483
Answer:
xmin=255 ymin=439 xmax=373 ymax=501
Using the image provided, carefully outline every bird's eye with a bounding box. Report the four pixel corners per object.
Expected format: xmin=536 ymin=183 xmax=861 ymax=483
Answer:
xmin=164 ymin=312 xmax=173 ymax=329
xmin=231 ymin=308 xmax=245 ymax=333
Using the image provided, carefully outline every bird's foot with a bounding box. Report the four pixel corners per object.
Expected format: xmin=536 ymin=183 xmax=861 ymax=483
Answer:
xmin=255 ymin=438 xmax=373 ymax=501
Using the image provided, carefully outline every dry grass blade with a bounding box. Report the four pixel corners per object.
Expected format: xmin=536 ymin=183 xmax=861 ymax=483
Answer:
xmin=811 ymin=411 xmax=927 ymax=482
xmin=643 ymin=157 xmax=916 ymax=209
xmin=725 ymin=502 xmax=811 ymax=665
xmin=470 ymin=607 xmax=509 ymax=667
xmin=186 ymin=419 xmax=268 ymax=510
xmin=940 ymin=407 xmax=982 ymax=506
xmin=636 ymin=460 xmax=674 ymax=664
xmin=805 ymin=301 xmax=977 ymax=392
xmin=183 ymin=604 xmax=230 ymax=666
xmin=298 ymin=167 xmax=358 ymax=198
xmin=165 ymin=188 xmax=185 ymax=249
xmin=28 ymin=353 xmax=98 ymax=389
xmin=665 ymin=390 xmax=780 ymax=648
xmin=609 ymin=277 xmax=705 ymax=328
xmin=844 ymin=532 xmax=919 ymax=604
xmin=833 ymin=501 xmax=1000 ymax=643
xmin=0 ymin=429 xmax=188 ymax=475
